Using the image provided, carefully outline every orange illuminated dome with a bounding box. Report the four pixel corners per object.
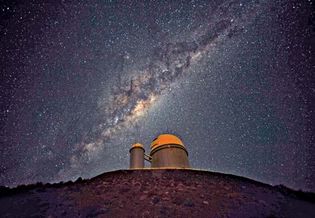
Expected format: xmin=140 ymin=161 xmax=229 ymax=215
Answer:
xmin=149 ymin=133 xmax=189 ymax=168
xmin=150 ymin=134 xmax=185 ymax=150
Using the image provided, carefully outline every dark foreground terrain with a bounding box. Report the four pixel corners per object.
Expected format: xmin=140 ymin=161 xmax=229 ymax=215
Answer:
xmin=0 ymin=169 xmax=314 ymax=217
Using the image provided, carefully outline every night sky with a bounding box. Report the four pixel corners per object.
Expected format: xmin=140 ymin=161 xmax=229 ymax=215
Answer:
xmin=0 ymin=0 xmax=314 ymax=191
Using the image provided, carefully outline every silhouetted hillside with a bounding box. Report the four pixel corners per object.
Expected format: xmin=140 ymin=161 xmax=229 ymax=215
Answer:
xmin=0 ymin=169 xmax=314 ymax=217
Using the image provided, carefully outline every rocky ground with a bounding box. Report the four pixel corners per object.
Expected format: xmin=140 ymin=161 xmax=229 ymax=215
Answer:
xmin=0 ymin=169 xmax=314 ymax=217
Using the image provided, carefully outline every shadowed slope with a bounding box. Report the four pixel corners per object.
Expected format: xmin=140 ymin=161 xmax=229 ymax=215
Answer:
xmin=0 ymin=169 xmax=314 ymax=217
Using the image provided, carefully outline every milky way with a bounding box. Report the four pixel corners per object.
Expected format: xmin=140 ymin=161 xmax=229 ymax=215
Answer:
xmin=0 ymin=0 xmax=314 ymax=191
xmin=74 ymin=0 xmax=265 ymax=165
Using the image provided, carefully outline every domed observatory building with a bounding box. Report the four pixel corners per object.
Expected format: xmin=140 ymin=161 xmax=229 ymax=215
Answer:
xmin=129 ymin=134 xmax=190 ymax=169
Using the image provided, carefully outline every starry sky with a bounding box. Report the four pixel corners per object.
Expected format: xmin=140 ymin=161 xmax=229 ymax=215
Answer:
xmin=0 ymin=0 xmax=314 ymax=191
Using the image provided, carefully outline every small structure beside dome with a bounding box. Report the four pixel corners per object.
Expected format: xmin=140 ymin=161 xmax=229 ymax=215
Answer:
xmin=129 ymin=143 xmax=145 ymax=169
xmin=129 ymin=134 xmax=190 ymax=169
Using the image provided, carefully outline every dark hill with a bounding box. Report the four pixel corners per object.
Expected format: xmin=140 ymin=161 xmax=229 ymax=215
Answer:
xmin=0 ymin=169 xmax=314 ymax=217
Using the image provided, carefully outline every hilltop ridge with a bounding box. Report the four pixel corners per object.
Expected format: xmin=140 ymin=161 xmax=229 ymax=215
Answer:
xmin=1 ymin=169 xmax=315 ymax=217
